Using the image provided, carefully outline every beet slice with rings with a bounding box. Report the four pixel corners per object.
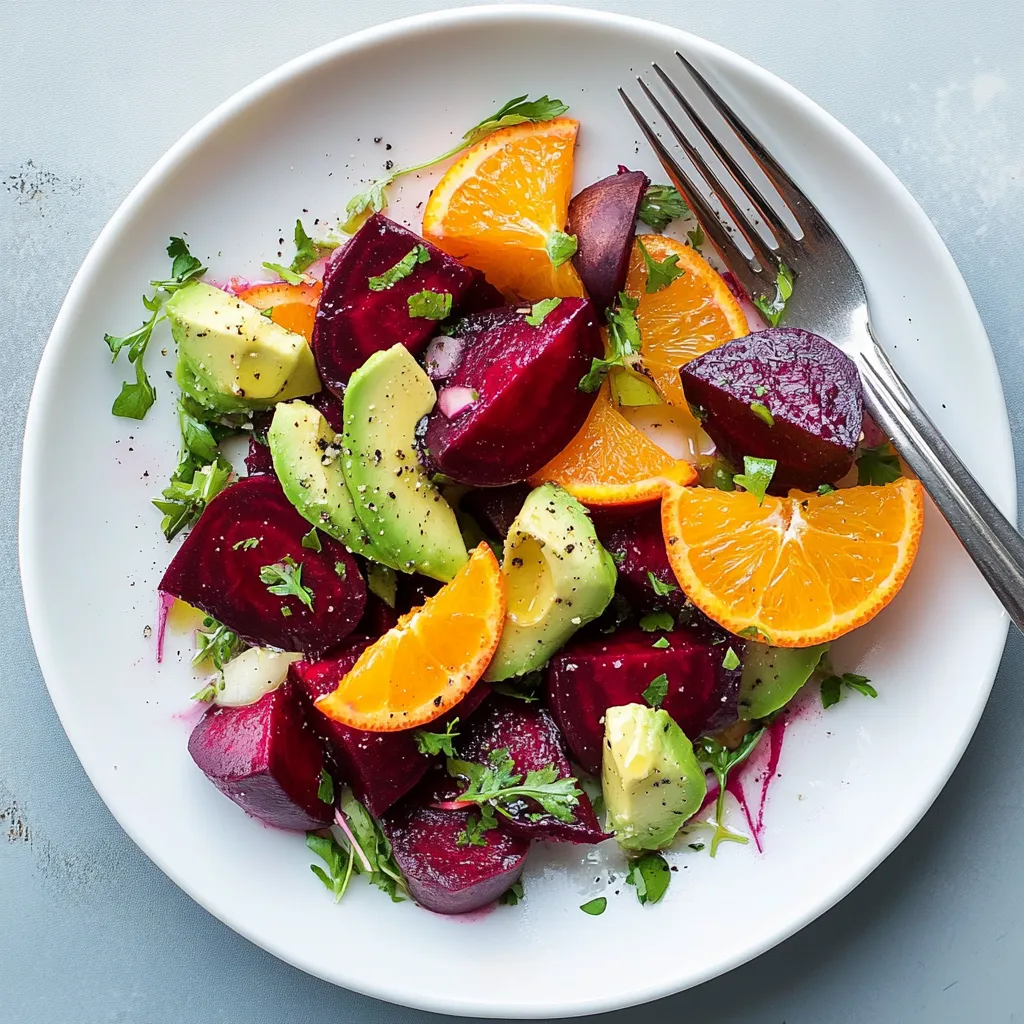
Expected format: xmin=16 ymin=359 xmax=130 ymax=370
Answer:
xmin=187 ymin=681 xmax=334 ymax=831
xmin=159 ymin=475 xmax=365 ymax=659
xmin=547 ymin=625 xmax=742 ymax=776
xmin=311 ymin=213 xmax=482 ymax=395
xmin=457 ymin=696 xmax=608 ymax=844
xmin=380 ymin=769 xmax=529 ymax=914
xmin=290 ymin=638 xmax=490 ymax=816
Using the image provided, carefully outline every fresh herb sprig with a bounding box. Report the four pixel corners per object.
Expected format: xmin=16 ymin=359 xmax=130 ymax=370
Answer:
xmin=259 ymin=555 xmax=314 ymax=610
xmin=638 ymin=184 xmax=689 ymax=232
xmin=697 ymin=726 xmax=766 ymax=856
xmin=733 ymin=455 xmax=777 ymax=505
xmin=192 ymin=617 xmax=244 ymax=672
xmin=857 ymin=443 xmax=902 ymax=485
xmin=153 ymin=456 xmax=232 ymax=541
xmin=415 ymin=718 xmax=461 ymax=757
xmin=821 ymin=672 xmax=877 ymax=708
xmin=579 ymin=293 xmax=642 ymax=392
xmin=637 ymin=237 xmax=684 ymax=293
xmin=753 ymin=263 xmax=795 ymax=327
xmin=368 ymin=244 xmax=430 ymax=291
xmin=625 ymin=851 xmax=672 ymax=904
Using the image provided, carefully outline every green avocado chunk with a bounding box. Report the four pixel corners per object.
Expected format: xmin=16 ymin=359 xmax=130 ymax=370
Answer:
xmin=738 ymin=642 xmax=829 ymax=720
xmin=341 ymin=344 xmax=468 ymax=582
xmin=602 ymin=703 xmax=706 ymax=851
xmin=268 ymin=400 xmax=399 ymax=567
xmin=167 ymin=283 xmax=320 ymax=413
xmin=484 ymin=483 xmax=617 ymax=681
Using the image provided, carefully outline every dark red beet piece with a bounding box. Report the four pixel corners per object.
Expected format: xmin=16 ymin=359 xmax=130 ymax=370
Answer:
xmin=458 ymin=696 xmax=608 ymax=844
xmin=311 ymin=213 xmax=480 ymax=395
xmin=459 ymin=274 xmax=504 ymax=314
xmin=187 ymin=682 xmax=333 ymax=831
xmin=547 ymin=625 xmax=742 ymax=776
xmin=422 ymin=300 xmax=604 ymax=486
xmin=380 ymin=769 xmax=529 ymax=914
xmin=680 ymin=328 xmax=863 ymax=491
xmin=159 ymin=475 xmax=365 ymax=659
xmin=307 ymin=388 xmax=345 ymax=433
xmin=459 ymin=485 xmax=531 ymax=540
xmin=290 ymin=639 xmax=489 ymax=816
xmin=567 ymin=169 xmax=649 ymax=313
xmin=245 ymin=410 xmax=275 ymax=476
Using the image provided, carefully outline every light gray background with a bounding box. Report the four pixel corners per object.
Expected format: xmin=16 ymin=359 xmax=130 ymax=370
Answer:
xmin=4 ymin=0 xmax=1023 ymax=1021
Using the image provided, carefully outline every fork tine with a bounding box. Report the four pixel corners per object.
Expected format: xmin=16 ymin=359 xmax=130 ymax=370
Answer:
xmin=618 ymin=88 xmax=776 ymax=304
xmin=635 ymin=77 xmax=781 ymax=276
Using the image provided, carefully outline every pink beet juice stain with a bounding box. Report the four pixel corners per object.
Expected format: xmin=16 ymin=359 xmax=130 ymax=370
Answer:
xmin=155 ymin=590 xmax=175 ymax=664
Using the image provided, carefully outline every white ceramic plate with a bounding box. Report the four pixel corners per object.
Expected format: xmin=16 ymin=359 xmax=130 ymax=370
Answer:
xmin=19 ymin=5 xmax=1013 ymax=1018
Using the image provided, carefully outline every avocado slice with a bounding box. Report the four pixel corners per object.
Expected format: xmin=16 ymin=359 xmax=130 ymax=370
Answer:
xmin=602 ymin=703 xmax=706 ymax=851
xmin=168 ymin=283 xmax=320 ymax=413
xmin=484 ymin=484 xmax=616 ymax=681
xmin=738 ymin=642 xmax=829 ymax=720
xmin=341 ymin=344 xmax=467 ymax=581
xmin=267 ymin=400 xmax=399 ymax=567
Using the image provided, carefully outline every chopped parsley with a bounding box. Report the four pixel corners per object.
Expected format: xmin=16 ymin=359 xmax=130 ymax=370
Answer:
xmin=817 ymin=483 xmax=836 ymax=495
xmin=150 ymin=236 xmax=207 ymax=293
xmin=579 ymin=293 xmax=641 ymax=392
xmin=647 ymin=571 xmax=677 ymax=597
xmin=407 ymin=289 xmax=453 ymax=320
xmin=821 ymin=672 xmax=877 ymax=708
xmin=749 ymin=401 xmax=774 ymax=427
xmin=259 ymin=555 xmax=314 ymax=610
xmin=301 ymin=527 xmax=322 ymax=552
xmin=500 ymin=881 xmax=525 ymax=906
xmin=753 ymin=262 xmax=795 ymax=327
xmin=368 ymin=244 xmax=430 ymax=291
xmin=290 ymin=218 xmax=339 ymax=274
xmin=334 ymin=561 xmax=348 ymax=579
xmin=625 ymin=851 xmax=671 ymax=904
xmin=637 ymin=236 xmax=684 ymax=293
xmin=733 ymin=455 xmax=777 ymax=505
xmin=857 ymin=443 xmax=902 ymax=485
xmin=153 ymin=456 xmax=232 ymax=541
xmin=698 ymin=727 xmax=766 ymax=855
xmin=652 ymin=636 xmax=671 ymax=649
xmin=687 ymin=224 xmax=706 ymax=250
xmin=642 ymin=673 xmax=669 ymax=708
xmin=545 ymin=230 xmax=578 ymax=268
xmin=192 ymin=617 xmax=243 ymax=672
xmin=261 ymin=261 xmax=307 ymax=285
xmin=637 ymin=183 xmax=689 ymax=232
xmin=525 ymin=297 xmax=562 ymax=327
xmin=722 ymin=647 xmax=741 ymax=671
xmin=233 ymin=537 xmax=261 ymax=551
xmin=639 ymin=610 xmax=675 ymax=633
xmin=415 ymin=718 xmax=460 ymax=757
xmin=580 ymin=896 xmax=607 ymax=916
xmin=317 ymin=769 xmax=335 ymax=805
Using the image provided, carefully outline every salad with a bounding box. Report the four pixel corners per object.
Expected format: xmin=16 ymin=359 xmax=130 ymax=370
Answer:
xmin=105 ymin=94 xmax=924 ymax=915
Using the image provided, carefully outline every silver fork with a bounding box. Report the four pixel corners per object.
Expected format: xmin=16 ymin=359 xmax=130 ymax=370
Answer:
xmin=621 ymin=53 xmax=1024 ymax=634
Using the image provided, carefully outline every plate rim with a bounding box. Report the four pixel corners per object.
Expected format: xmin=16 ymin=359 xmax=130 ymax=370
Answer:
xmin=18 ymin=4 xmax=1014 ymax=1017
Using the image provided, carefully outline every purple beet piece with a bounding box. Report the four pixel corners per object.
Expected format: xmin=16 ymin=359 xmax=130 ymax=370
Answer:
xmin=680 ymin=328 xmax=863 ymax=491
xmin=159 ymin=475 xmax=366 ymax=659
xmin=187 ymin=682 xmax=333 ymax=831
xmin=459 ymin=485 xmax=531 ymax=540
xmin=307 ymin=388 xmax=345 ymax=433
xmin=422 ymin=300 xmax=604 ymax=486
xmin=245 ymin=410 xmax=275 ymax=476
xmin=459 ymin=274 xmax=504 ymax=314
xmin=547 ymin=625 xmax=742 ymax=776
xmin=380 ymin=769 xmax=529 ymax=914
xmin=290 ymin=639 xmax=489 ymax=816
xmin=458 ymin=696 xmax=608 ymax=844
xmin=567 ymin=169 xmax=649 ymax=313
xmin=312 ymin=213 xmax=480 ymax=395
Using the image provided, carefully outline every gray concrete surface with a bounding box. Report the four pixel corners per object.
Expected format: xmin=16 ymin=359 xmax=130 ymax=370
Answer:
xmin=4 ymin=0 xmax=1024 ymax=1020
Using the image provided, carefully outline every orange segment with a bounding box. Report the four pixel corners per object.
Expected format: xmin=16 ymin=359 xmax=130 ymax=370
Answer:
xmin=236 ymin=280 xmax=322 ymax=342
xmin=529 ymin=384 xmax=697 ymax=507
xmin=423 ymin=118 xmax=584 ymax=302
xmin=661 ymin=480 xmax=925 ymax=646
xmin=625 ymin=235 xmax=748 ymax=408
xmin=315 ymin=545 xmax=505 ymax=731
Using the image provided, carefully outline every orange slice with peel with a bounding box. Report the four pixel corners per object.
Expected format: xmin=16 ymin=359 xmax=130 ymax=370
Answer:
xmin=423 ymin=118 xmax=584 ymax=302
xmin=236 ymin=280 xmax=322 ymax=342
xmin=315 ymin=544 xmax=505 ymax=731
xmin=529 ymin=384 xmax=697 ymax=507
xmin=661 ymin=480 xmax=925 ymax=647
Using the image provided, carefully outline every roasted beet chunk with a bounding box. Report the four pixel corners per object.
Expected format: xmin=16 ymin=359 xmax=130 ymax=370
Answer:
xmin=311 ymin=213 xmax=481 ymax=395
xmin=458 ymin=696 xmax=607 ymax=844
xmin=245 ymin=410 xmax=275 ymax=476
xmin=423 ymin=300 xmax=604 ymax=486
xmin=187 ymin=682 xmax=333 ymax=831
xmin=380 ymin=770 xmax=529 ymax=914
xmin=567 ymin=169 xmax=649 ymax=313
xmin=547 ymin=626 xmax=742 ymax=776
xmin=290 ymin=639 xmax=489 ymax=816
xmin=159 ymin=475 xmax=366 ymax=659
xmin=680 ymin=328 xmax=863 ymax=491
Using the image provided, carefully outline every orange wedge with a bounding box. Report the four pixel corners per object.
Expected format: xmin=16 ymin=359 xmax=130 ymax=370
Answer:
xmin=236 ymin=280 xmax=322 ymax=342
xmin=625 ymin=235 xmax=748 ymax=408
xmin=661 ymin=480 xmax=925 ymax=647
xmin=423 ymin=118 xmax=585 ymax=302
xmin=529 ymin=384 xmax=697 ymax=507
xmin=315 ymin=544 xmax=505 ymax=731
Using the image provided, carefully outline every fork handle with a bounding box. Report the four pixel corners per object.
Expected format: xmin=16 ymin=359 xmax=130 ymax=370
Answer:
xmin=857 ymin=326 xmax=1024 ymax=632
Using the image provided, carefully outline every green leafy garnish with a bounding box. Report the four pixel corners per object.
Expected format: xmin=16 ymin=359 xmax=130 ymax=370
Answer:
xmin=317 ymin=769 xmax=335 ymax=805
xmin=637 ymin=237 xmax=684 ymax=293
xmin=580 ymin=896 xmax=607 ymax=916
xmin=491 ymin=671 xmax=544 ymax=703
xmin=105 ymin=299 xmax=163 ymax=420
xmin=857 ymin=443 xmax=902 ymax=485
xmin=290 ymin=219 xmax=339 ymax=274
xmin=415 ymin=718 xmax=460 ymax=757
xmin=687 ymin=224 xmax=706 ymax=250
xmin=301 ymin=527 xmax=322 ymax=552
xmin=647 ymin=572 xmax=677 ymax=597
xmin=306 ymin=833 xmax=357 ymax=903
xmin=608 ymin=550 xmax=626 ymax=566
xmin=821 ymin=672 xmax=877 ymax=709
xmin=192 ymin=617 xmax=243 ymax=672
xmin=334 ymin=561 xmax=348 ymax=579
xmin=153 ymin=457 xmax=232 ymax=541
xmin=753 ymin=262 xmax=795 ymax=327
xmin=190 ymin=684 xmax=218 ymax=703
xmin=738 ymin=625 xmax=772 ymax=643
xmin=150 ymin=236 xmax=207 ymax=293
xmin=261 ymin=261 xmax=307 ymax=286
xmin=642 ymin=673 xmax=669 ymax=708
xmin=259 ymin=555 xmax=314 ymax=610
xmin=722 ymin=647 xmax=741 ymax=671
xmin=232 ymin=539 xmax=260 ymax=552
xmin=625 ymin=851 xmax=671 ymax=905
xmin=545 ymin=230 xmax=578 ymax=268
xmin=500 ymin=881 xmax=525 ymax=906
xmin=733 ymin=455 xmax=777 ymax=505
xmin=578 ymin=293 xmax=642 ymax=392
xmin=637 ymin=184 xmax=689 ymax=232
xmin=368 ymin=244 xmax=430 ymax=291
xmin=639 ymin=610 xmax=675 ymax=633
xmin=749 ymin=401 xmax=774 ymax=427
xmin=525 ymin=297 xmax=562 ymax=327
xmin=698 ymin=726 xmax=766 ymax=855
xmin=817 ymin=483 xmax=836 ymax=495
xmin=366 ymin=563 xmax=396 ymax=606
xmin=652 ymin=637 xmax=671 ymax=649
xmin=700 ymin=456 xmax=736 ymax=492
xmin=458 ymin=809 xmax=495 ymax=848
xmin=408 ymin=290 xmax=453 ymax=320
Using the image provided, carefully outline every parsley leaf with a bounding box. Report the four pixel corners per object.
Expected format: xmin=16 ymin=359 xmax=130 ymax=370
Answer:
xmin=722 ymin=647 xmax=741 ymax=671
xmin=317 ymin=769 xmax=335 ymax=805
xmin=262 ymin=261 xmax=307 ymax=286
xmin=625 ymin=851 xmax=671 ymax=904
xmin=336 ymin=790 xmax=407 ymax=902
xmin=192 ymin=617 xmax=243 ymax=672
xmin=579 ymin=293 xmax=642 ymax=393
xmin=105 ymin=302 xmax=163 ymax=419
xmin=647 ymin=571 xmax=677 ymax=597
xmin=546 ymin=230 xmax=578 ymax=268
xmin=687 ymin=224 xmax=706 ymax=250
xmin=150 ymin=236 xmax=207 ymax=293
xmin=463 ymin=94 xmax=569 ymax=145
xmin=699 ymin=456 xmax=736 ymax=492
xmin=525 ymin=297 xmax=562 ymax=327
xmin=190 ymin=684 xmax=218 ymax=703
xmin=749 ymin=401 xmax=774 ymax=427
xmin=500 ymin=881 xmax=525 ymax=906
xmin=408 ymin=290 xmax=453 ymax=320
xmin=752 ymin=262 xmax=795 ymax=327
xmin=366 ymin=563 xmax=397 ymax=607
xmin=580 ymin=896 xmax=607 ymax=915
xmin=152 ymin=457 xmax=232 ymax=541
xmin=259 ymin=555 xmax=314 ymax=610
xmin=415 ymin=718 xmax=460 ymax=757
xmin=301 ymin=527 xmax=322 ymax=552
xmin=306 ymin=833 xmax=356 ymax=904
xmin=637 ymin=237 xmax=684 ymax=293
xmin=733 ymin=455 xmax=777 ymax=505
xmin=639 ymin=610 xmax=675 ymax=633
xmin=637 ymin=184 xmax=689 ymax=232
xmin=738 ymin=625 xmax=773 ymax=643
xmin=821 ymin=672 xmax=877 ymax=708
xmin=642 ymin=673 xmax=669 ymax=708
xmin=491 ymin=671 xmax=544 ymax=703
xmin=857 ymin=443 xmax=902 ymax=485
xmin=458 ymin=807 xmax=497 ymax=847
xmin=368 ymin=244 xmax=430 ymax=291
xmin=291 ymin=219 xmax=339 ymax=274
xmin=652 ymin=636 xmax=671 ymax=649
xmin=817 ymin=483 xmax=836 ymax=495
xmin=698 ymin=727 xmax=766 ymax=855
